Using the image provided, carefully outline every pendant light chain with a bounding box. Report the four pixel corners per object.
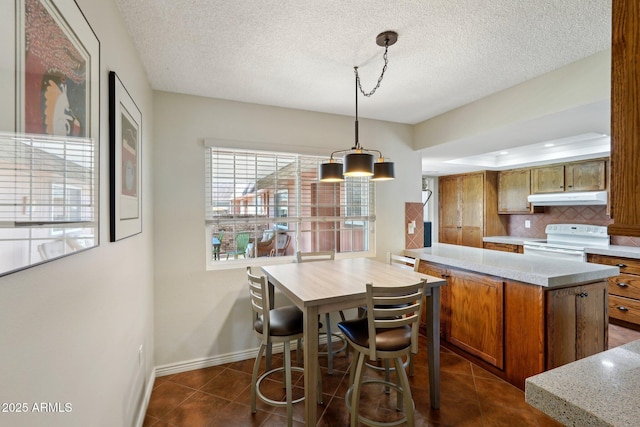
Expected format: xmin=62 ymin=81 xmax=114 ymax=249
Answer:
xmin=354 ymin=42 xmax=389 ymax=97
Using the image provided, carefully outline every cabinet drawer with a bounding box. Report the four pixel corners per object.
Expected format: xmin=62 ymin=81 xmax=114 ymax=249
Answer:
xmin=609 ymin=295 xmax=640 ymax=325
xmin=588 ymin=254 xmax=640 ymax=275
xmin=483 ymin=242 xmax=520 ymax=253
xmin=608 ymin=274 xmax=640 ymax=300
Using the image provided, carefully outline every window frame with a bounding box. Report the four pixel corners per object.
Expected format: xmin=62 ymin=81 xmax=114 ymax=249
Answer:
xmin=204 ymin=146 xmax=376 ymax=270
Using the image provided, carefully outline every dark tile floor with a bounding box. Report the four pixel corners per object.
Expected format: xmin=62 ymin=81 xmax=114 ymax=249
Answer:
xmin=144 ymin=325 xmax=640 ymax=427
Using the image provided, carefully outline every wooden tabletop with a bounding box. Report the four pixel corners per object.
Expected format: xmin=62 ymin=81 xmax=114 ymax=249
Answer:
xmin=262 ymin=257 xmax=445 ymax=309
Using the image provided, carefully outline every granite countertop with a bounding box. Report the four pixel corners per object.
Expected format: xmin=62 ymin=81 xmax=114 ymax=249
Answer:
xmin=483 ymin=236 xmax=640 ymax=260
xmin=404 ymin=243 xmax=619 ymax=287
xmin=525 ymin=339 xmax=640 ymax=426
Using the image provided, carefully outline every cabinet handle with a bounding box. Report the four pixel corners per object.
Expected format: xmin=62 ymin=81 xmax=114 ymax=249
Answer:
xmin=567 ymin=185 xmax=573 ymax=188
xmin=617 ymin=282 xmax=629 ymax=288
xmin=577 ymin=292 xmax=589 ymax=298
xmin=616 ymin=263 xmax=627 ymax=268
xmin=617 ymin=306 xmax=629 ymax=312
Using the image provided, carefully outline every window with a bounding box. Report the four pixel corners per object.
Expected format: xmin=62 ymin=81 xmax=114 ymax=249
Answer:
xmin=205 ymin=147 xmax=375 ymax=266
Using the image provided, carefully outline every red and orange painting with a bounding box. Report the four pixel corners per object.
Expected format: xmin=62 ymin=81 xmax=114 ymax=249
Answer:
xmin=23 ymin=0 xmax=88 ymax=137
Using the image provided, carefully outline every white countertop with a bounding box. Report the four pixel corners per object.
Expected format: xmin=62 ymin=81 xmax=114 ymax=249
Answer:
xmin=405 ymin=243 xmax=619 ymax=287
xmin=483 ymin=236 xmax=545 ymax=245
xmin=525 ymin=339 xmax=640 ymax=426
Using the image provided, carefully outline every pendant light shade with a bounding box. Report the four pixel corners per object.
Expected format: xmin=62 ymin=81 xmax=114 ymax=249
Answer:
xmin=319 ymin=161 xmax=344 ymax=182
xmin=372 ymin=160 xmax=395 ymax=181
xmin=318 ymin=31 xmax=397 ymax=183
xmin=343 ymin=152 xmax=374 ymax=176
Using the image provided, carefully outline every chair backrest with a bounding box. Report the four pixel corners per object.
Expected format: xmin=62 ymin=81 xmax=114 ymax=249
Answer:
xmin=275 ymin=234 xmax=290 ymax=250
xmin=387 ymin=253 xmax=419 ymax=272
xmin=296 ymin=250 xmax=335 ymax=263
xmin=365 ymin=281 xmax=427 ymax=359
xmin=236 ymin=232 xmax=250 ymax=250
xmin=246 ymin=267 xmax=271 ymax=339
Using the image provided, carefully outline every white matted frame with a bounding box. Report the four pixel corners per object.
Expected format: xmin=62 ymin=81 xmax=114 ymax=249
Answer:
xmin=109 ymin=71 xmax=142 ymax=241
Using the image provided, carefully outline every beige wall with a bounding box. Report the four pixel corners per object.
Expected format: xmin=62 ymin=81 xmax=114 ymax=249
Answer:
xmin=152 ymin=91 xmax=420 ymax=368
xmin=414 ymin=49 xmax=611 ymax=150
xmin=0 ymin=1 xmax=155 ymax=426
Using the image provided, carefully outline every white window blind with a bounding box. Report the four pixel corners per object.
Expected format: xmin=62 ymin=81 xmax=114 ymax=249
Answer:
xmin=0 ymin=132 xmax=96 ymax=225
xmin=205 ymin=147 xmax=375 ymax=263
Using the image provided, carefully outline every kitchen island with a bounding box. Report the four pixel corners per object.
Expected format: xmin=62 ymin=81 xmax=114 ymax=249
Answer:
xmin=404 ymin=244 xmax=619 ymax=389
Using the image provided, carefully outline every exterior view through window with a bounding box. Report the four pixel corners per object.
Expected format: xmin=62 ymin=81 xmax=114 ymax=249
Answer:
xmin=205 ymin=148 xmax=375 ymax=263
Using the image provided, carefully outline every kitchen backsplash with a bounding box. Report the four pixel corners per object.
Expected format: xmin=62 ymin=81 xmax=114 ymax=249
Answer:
xmin=405 ymin=202 xmax=424 ymax=249
xmin=507 ymin=205 xmax=640 ymax=247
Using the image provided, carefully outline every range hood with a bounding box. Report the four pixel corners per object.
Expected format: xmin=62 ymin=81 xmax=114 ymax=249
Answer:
xmin=527 ymin=191 xmax=608 ymax=206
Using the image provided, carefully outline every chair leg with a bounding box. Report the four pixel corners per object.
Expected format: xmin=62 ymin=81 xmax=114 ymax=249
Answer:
xmin=408 ymin=353 xmax=414 ymax=377
xmin=251 ymin=343 xmax=266 ymax=413
xmin=384 ymin=359 xmax=391 ymax=394
xmin=395 ymin=356 xmax=415 ymax=426
xmin=350 ymin=351 xmax=366 ymax=427
xmin=284 ymin=341 xmax=293 ymax=427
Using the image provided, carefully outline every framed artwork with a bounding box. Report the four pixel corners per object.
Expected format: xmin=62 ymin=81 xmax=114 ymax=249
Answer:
xmin=0 ymin=0 xmax=100 ymax=276
xmin=109 ymin=71 xmax=142 ymax=241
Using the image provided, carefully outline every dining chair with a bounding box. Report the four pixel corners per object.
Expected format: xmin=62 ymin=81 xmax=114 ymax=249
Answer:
xmin=358 ymin=253 xmax=420 ymax=392
xmin=226 ymin=232 xmax=250 ymax=259
xmin=296 ymin=250 xmax=348 ymax=375
xmin=246 ymin=267 xmax=321 ymax=426
xmin=338 ymin=281 xmax=428 ymax=427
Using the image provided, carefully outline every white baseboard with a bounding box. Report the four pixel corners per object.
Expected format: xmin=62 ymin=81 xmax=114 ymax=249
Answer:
xmin=134 ymin=368 xmax=156 ymax=427
xmin=154 ymin=333 xmax=341 ymax=377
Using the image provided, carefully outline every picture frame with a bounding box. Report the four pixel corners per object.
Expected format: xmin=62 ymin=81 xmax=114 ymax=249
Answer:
xmin=0 ymin=0 xmax=100 ymax=277
xmin=109 ymin=71 xmax=142 ymax=241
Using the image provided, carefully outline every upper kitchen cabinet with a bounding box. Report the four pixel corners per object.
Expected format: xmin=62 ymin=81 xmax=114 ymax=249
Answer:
xmin=531 ymin=159 xmax=606 ymax=194
xmin=439 ymin=171 xmax=508 ymax=248
xmin=498 ymin=169 xmax=535 ymax=214
xmin=609 ymin=0 xmax=640 ymax=237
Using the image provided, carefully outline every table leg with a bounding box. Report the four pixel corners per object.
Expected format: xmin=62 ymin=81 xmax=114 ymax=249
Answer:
xmin=304 ymin=305 xmax=319 ymax=425
xmin=265 ymin=282 xmax=275 ymax=370
xmin=426 ymin=287 xmax=441 ymax=409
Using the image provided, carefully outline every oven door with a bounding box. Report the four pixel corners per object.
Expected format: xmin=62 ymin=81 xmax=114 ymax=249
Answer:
xmin=523 ymin=244 xmax=586 ymax=262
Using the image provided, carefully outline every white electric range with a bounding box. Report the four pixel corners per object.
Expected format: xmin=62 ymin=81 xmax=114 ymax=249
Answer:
xmin=522 ymin=224 xmax=610 ymax=263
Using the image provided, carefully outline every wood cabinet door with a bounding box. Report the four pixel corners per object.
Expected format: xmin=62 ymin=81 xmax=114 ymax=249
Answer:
xmin=460 ymin=174 xmax=483 ymax=247
xmin=532 ymin=165 xmax=564 ymax=193
xmin=565 ymin=160 xmax=606 ymax=192
xmin=498 ymin=169 xmax=532 ymax=213
xmin=546 ymin=282 xmax=607 ymax=369
xmin=419 ymin=263 xmax=450 ymax=339
xmin=448 ymin=270 xmax=504 ymax=368
xmin=438 ymin=176 xmax=461 ymax=244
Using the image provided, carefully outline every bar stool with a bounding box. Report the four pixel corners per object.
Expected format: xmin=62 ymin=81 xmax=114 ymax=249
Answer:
xmin=296 ymin=250 xmax=348 ymax=375
xmin=363 ymin=253 xmax=420 ymax=392
xmin=247 ymin=267 xmax=321 ymax=426
xmin=338 ymin=281 xmax=427 ymax=427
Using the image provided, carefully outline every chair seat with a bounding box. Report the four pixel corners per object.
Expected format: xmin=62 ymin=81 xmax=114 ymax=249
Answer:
xmin=254 ymin=306 xmax=303 ymax=336
xmin=338 ymin=318 xmax=411 ymax=352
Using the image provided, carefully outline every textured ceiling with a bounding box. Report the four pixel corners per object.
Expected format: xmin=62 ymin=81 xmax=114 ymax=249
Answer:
xmin=114 ymin=0 xmax=612 ymax=173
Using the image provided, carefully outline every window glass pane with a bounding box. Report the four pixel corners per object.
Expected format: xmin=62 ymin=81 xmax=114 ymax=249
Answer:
xmin=205 ymin=147 xmax=374 ymax=263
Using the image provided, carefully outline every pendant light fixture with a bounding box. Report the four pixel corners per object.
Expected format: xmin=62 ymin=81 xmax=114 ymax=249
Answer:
xmin=319 ymin=31 xmax=397 ymax=182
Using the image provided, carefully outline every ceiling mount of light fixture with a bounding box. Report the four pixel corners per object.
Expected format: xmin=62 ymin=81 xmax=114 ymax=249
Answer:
xmin=319 ymin=31 xmax=397 ymax=182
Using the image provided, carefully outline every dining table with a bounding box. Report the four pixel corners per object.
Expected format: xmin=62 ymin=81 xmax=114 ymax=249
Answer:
xmin=261 ymin=257 xmax=446 ymax=425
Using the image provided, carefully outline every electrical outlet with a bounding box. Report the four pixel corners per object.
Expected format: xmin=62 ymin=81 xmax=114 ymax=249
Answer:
xmin=525 ymin=220 xmax=531 ymax=229
xmin=138 ymin=345 xmax=143 ymax=366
